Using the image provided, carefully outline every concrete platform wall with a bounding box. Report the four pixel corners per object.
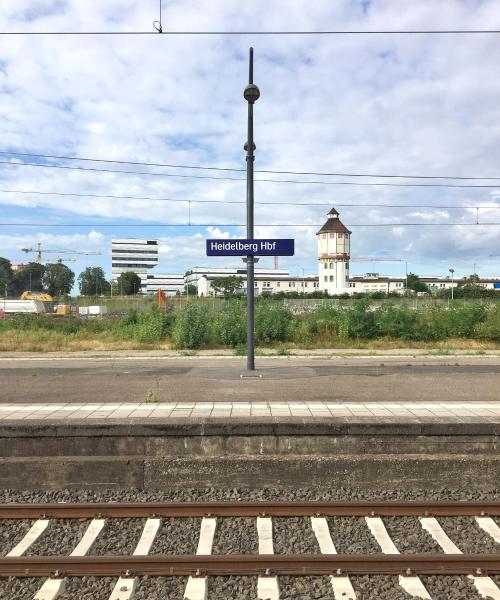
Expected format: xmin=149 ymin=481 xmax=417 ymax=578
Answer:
xmin=0 ymin=420 xmax=498 ymax=490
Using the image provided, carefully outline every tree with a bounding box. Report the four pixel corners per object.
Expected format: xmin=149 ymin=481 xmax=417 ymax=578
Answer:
xmin=13 ymin=262 xmax=45 ymax=294
xmin=116 ymin=271 xmax=142 ymax=295
xmin=211 ymin=276 xmax=243 ymax=297
xmin=43 ymin=262 xmax=75 ymax=297
xmin=184 ymin=284 xmax=197 ymax=296
xmin=0 ymin=257 xmax=14 ymax=296
xmin=406 ymin=273 xmax=429 ymax=293
xmin=78 ymin=267 xmax=111 ymax=296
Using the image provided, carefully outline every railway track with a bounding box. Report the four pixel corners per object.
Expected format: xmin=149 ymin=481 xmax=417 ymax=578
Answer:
xmin=0 ymin=501 xmax=499 ymax=600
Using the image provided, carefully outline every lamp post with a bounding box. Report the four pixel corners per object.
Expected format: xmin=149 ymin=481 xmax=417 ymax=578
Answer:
xmin=243 ymin=47 xmax=260 ymax=371
xmin=449 ymin=268 xmax=455 ymax=301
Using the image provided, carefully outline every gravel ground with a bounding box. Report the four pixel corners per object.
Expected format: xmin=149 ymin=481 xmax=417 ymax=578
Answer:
xmin=25 ymin=518 xmax=91 ymax=556
xmin=149 ymin=518 xmax=200 ymax=555
xmin=351 ymin=575 xmax=422 ymax=600
xmin=207 ymin=575 xmax=257 ymax=599
xmin=279 ymin=575 xmax=335 ymax=599
xmin=90 ymin=518 xmax=145 ymax=555
xmin=382 ymin=517 xmax=443 ymax=554
xmin=421 ymin=575 xmax=486 ymax=600
xmin=0 ymin=486 xmax=498 ymax=504
xmin=134 ymin=576 xmax=187 ymax=599
xmin=327 ymin=517 xmax=381 ymax=554
xmin=438 ymin=517 xmax=500 ymax=554
xmin=212 ymin=517 xmax=258 ymax=554
xmin=0 ymin=577 xmax=42 ymax=599
xmin=273 ymin=517 xmax=319 ymax=554
xmin=57 ymin=577 xmax=116 ymax=600
xmin=0 ymin=519 xmax=34 ymax=556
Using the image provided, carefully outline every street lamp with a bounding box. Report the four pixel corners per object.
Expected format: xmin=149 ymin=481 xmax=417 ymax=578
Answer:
xmin=243 ymin=47 xmax=260 ymax=371
xmin=449 ymin=268 xmax=455 ymax=300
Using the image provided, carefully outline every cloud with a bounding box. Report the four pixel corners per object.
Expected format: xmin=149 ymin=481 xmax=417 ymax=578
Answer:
xmin=0 ymin=0 xmax=500 ymax=277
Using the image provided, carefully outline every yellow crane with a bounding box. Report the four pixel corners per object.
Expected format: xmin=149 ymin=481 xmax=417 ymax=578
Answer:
xmin=20 ymin=242 xmax=101 ymax=264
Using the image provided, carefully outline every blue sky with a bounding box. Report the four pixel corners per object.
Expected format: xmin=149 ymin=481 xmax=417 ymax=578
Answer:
xmin=1 ymin=0 xmax=500 ymax=288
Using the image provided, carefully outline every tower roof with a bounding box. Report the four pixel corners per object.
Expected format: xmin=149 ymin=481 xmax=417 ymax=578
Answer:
xmin=316 ymin=207 xmax=352 ymax=235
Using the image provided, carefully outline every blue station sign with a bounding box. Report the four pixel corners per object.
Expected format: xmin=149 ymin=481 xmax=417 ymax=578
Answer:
xmin=206 ymin=238 xmax=295 ymax=257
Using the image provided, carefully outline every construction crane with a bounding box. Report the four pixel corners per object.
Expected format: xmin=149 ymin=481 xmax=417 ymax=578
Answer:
xmin=20 ymin=242 xmax=101 ymax=264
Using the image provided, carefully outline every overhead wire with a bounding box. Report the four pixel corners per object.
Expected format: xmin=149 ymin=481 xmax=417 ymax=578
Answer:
xmin=0 ymin=222 xmax=499 ymax=228
xmin=2 ymin=160 xmax=500 ymax=188
xmin=2 ymin=151 xmax=500 ymax=180
xmin=1 ymin=188 xmax=499 ymax=210
xmin=2 ymin=29 xmax=500 ymax=35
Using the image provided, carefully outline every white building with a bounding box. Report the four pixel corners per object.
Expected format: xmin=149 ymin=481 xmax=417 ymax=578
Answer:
xmin=111 ymin=238 xmax=183 ymax=295
xmin=112 ymin=238 xmax=159 ymax=280
xmin=317 ymin=208 xmax=352 ymax=295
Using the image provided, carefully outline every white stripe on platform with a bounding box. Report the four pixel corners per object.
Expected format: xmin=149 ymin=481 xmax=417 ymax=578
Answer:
xmin=420 ymin=517 xmax=500 ymax=600
xmin=33 ymin=519 xmax=107 ymax=600
xmin=366 ymin=517 xmax=431 ymax=599
xmin=475 ymin=517 xmax=500 ymax=545
xmin=256 ymin=517 xmax=279 ymax=600
xmin=7 ymin=519 xmax=49 ymax=557
xmin=311 ymin=517 xmax=356 ymax=600
xmin=184 ymin=517 xmax=217 ymax=600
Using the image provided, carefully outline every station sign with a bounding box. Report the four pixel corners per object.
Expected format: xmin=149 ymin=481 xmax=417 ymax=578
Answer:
xmin=206 ymin=238 xmax=295 ymax=257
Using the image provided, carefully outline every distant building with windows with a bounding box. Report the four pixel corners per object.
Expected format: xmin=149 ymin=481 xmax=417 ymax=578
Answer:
xmin=111 ymin=238 xmax=183 ymax=295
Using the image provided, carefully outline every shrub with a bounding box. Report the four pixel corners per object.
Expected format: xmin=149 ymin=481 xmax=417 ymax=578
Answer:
xmin=346 ymin=298 xmax=378 ymax=339
xmin=134 ymin=308 xmax=173 ymax=343
xmin=255 ymin=302 xmax=293 ymax=343
xmin=172 ymin=302 xmax=210 ymax=348
xmin=216 ymin=301 xmax=246 ymax=347
xmin=475 ymin=304 xmax=500 ymax=340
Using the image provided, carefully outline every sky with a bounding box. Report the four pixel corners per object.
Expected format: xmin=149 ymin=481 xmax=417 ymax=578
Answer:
xmin=1 ymin=0 xmax=500 ymax=290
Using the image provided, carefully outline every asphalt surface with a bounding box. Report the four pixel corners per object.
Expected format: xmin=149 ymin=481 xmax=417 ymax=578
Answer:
xmin=0 ymin=355 xmax=498 ymax=403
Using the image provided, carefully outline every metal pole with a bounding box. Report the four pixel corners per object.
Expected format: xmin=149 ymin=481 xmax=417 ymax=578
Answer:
xmin=243 ymin=47 xmax=260 ymax=371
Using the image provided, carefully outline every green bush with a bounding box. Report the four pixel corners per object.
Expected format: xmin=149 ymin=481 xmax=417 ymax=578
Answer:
xmin=346 ymin=298 xmax=378 ymax=339
xmin=255 ymin=302 xmax=293 ymax=343
xmin=475 ymin=304 xmax=500 ymax=340
xmin=172 ymin=302 xmax=210 ymax=348
xmin=133 ymin=308 xmax=173 ymax=343
xmin=216 ymin=301 xmax=246 ymax=347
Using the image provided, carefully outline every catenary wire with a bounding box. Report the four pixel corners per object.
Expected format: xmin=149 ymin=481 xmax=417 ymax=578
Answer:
xmin=1 ymin=188 xmax=499 ymax=210
xmin=2 ymin=160 xmax=500 ymax=188
xmin=0 ymin=223 xmax=499 ymax=227
xmin=2 ymin=151 xmax=500 ymax=181
xmin=2 ymin=30 xmax=500 ymax=35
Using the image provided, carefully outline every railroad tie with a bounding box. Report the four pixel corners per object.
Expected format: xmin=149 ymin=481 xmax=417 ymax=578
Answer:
xmin=310 ymin=516 xmax=356 ymax=600
xmin=365 ymin=516 xmax=431 ymax=599
xmin=256 ymin=516 xmax=279 ymax=600
xmin=184 ymin=517 xmax=217 ymax=600
xmin=33 ymin=518 xmax=106 ymax=600
xmin=420 ymin=517 xmax=500 ymax=600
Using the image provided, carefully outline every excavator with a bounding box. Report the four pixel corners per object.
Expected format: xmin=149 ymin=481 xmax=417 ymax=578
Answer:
xmin=20 ymin=291 xmax=54 ymax=302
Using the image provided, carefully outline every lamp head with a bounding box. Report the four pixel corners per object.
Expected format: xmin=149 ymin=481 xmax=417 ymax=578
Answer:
xmin=244 ymin=83 xmax=260 ymax=103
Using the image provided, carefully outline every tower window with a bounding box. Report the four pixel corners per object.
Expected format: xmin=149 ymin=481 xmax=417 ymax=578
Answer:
xmin=329 ymin=263 xmax=334 ymax=269
xmin=324 ymin=276 xmax=327 ymax=282
xmin=329 ymin=233 xmax=335 ymax=238
xmin=324 ymin=263 xmax=328 ymax=269
xmin=322 ymin=233 xmax=326 ymax=238
xmin=338 ymin=233 xmax=343 ymax=239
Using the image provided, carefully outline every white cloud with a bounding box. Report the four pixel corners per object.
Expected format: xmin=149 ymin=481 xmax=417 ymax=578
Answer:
xmin=0 ymin=0 xmax=500 ymax=277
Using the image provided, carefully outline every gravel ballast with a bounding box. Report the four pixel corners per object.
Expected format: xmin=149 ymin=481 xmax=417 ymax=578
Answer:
xmin=421 ymin=575 xmax=486 ymax=600
xmin=351 ymin=575 xmax=424 ymax=600
xmin=56 ymin=577 xmax=116 ymax=600
xmin=134 ymin=576 xmax=187 ymax=600
xmin=327 ymin=517 xmax=381 ymax=554
xmin=438 ymin=516 xmax=500 ymax=554
xmin=273 ymin=517 xmax=319 ymax=554
xmin=0 ymin=519 xmax=34 ymax=556
xmin=382 ymin=516 xmax=443 ymax=554
xmin=149 ymin=518 xmax=200 ymax=555
xmin=89 ymin=518 xmax=145 ymax=555
xmin=212 ymin=517 xmax=258 ymax=554
xmin=0 ymin=577 xmax=42 ymax=600
xmin=279 ymin=575 xmax=335 ymax=600
xmin=207 ymin=575 xmax=257 ymax=599
xmin=25 ymin=518 xmax=91 ymax=556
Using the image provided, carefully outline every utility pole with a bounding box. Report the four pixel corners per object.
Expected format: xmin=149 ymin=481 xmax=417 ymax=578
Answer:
xmin=243 ymin=47 xmax=260 ymax=371
xmin=449 ymin=268 xmax=455 ymax=301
